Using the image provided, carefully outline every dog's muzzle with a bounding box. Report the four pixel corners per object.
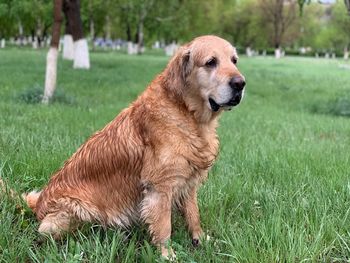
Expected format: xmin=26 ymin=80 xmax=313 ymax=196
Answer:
xmin=209 ymin=76 xmax=246 ymax=112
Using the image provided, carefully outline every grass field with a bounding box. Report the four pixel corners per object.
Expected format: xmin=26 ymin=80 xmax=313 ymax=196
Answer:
xmin=0 ymin=48 xmax=350 ymax=262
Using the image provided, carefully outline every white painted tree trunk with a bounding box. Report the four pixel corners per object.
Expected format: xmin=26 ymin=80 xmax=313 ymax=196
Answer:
xmin=18 ymin=21 xmax=23 ymax=45
xmin=246 ymin=47 xmax=253 ymax=57
xmin=127 ymin=41 xmax=137 ymax=55
xmin=165 ymin=42 xmax=178 ymax=56
xmin=58 ymin=39 xmax=63 ymax=52
xmin=0 ymin=39 xmax=5 ymax=48
xmin=73 ymin=38 xmax=90 ymax=69
xmin=32 ymin=37 xmax=38 ymax=49
xmin=42 ymin=47 xmax=59 ymax=104
xmin=275 ymin=48 xmax=282 ymax=59
xmin=344 ymin=46 xmax=349 ymax=60
xmin=63 ymin=34 xmax=74 ymax=60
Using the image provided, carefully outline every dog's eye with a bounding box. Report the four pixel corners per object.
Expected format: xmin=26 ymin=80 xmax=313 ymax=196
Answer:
xmin=231 ymin=57 xmax=237 ymax=65
xmin=205 ymin=57 xmax=217 ymax=68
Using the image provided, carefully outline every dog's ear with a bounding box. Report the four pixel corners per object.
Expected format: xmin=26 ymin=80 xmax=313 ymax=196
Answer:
xmin=163 ymin=45 xmax=192 ymax=100
xmin=181 ymin=50 xmax=191 ymax=82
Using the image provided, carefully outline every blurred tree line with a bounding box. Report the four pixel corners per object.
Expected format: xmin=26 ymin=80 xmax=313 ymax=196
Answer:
xmin=0 ymin=0 xmax=350 ymax=55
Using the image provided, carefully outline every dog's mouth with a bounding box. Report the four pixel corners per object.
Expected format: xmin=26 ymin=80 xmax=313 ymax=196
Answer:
xmin=209 ymin=98 xmax=221 ymax=112
xmin=209 ymin=95 xmax=241 ymax=112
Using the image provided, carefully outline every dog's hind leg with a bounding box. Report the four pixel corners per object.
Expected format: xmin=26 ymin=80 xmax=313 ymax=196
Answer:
xmin=22 ymin=191 xmax=42 ymax=211
xmin=38 ymin=211 xmax=77 ymax=239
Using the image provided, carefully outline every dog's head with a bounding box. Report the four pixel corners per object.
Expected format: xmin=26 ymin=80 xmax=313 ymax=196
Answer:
xmin=164 ymin=35 xmax=246 ymax=121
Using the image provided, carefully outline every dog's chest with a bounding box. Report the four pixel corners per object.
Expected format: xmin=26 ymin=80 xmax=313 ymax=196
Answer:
xmin=180 ymin=124 xmax=219 ymax=171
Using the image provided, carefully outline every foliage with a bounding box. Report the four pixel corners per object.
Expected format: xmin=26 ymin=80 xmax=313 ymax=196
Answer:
xmin=0 ymin=0 xmax=52 ymax=38
xmin=0 ymin=0 xmax=349 ymax=53
xmin=346 ymin=0 xmax=350 ymax=14
xmin=330 ymin=0 xmax=350 ymax=48
xmin=297 ymin=0 xmax=311 ymax=14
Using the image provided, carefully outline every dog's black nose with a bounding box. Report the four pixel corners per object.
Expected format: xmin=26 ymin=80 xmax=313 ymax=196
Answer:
xmin=229 ymin=76 xmax=246 ymax=91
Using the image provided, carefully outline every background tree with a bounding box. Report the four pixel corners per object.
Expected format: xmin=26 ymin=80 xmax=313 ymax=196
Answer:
xmin=295 ymin=3 xmax=323 ymax=48
xmin=144 ymin=0 xmax=187 ymax=44
xmin=2 ymin=0 xmax=350 ymax=59
xmin=329 ymin=1 xmax=350 ymax=58
xmin=62 ymin=1 xmax=74 ymax=60
xmin=344 ymin=0 xmax=350 ymax=14
xmin=43 ymin=0 xmax=89 ymax=104
xmin=226 ymin=0 xmax=268 ymax=53
xmin=130 ymin=0 xmax=156 ymax=54
xmin=260 ymin=0 xmax=297 ymax=58
xmin=42 ymin=0 xmax=63 ymax=104
xmin=0 ymin=0 xmax=14 ymax=41
xmin=63 ymin=0 xmax=90 ymax=68
xmin=80 ymin=0 xmax=107 ymax=40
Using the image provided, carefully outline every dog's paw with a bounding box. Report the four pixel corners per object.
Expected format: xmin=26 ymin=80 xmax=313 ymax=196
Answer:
xmin=192 ymin=234 xmax=211 ymax=247
xmin=192 ymin=238 xmax=200 ymax=247
xmin=161 ymin=246 xmax=176 ymax=261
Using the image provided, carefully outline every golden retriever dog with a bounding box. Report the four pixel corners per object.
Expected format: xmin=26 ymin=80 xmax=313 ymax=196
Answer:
xmin=21 ymin=35 xmax=246 ymax=259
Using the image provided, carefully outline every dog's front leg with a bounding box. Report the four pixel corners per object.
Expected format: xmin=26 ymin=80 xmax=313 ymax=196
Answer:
xmin=180 ymin=187 xmax=205 ymax=247
xmin=141 ymin=186 xmax=175 ymax=260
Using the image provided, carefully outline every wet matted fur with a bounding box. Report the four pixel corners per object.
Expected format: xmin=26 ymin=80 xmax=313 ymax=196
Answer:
xmin=22 ymin=35 xmax=246 ymax=258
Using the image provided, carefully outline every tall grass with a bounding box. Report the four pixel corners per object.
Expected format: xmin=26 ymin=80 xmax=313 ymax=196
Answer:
xmin=0 ymin=49 xmax=350 ymax=262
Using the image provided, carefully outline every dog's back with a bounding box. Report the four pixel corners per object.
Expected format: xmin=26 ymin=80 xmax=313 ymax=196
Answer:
xmin=30 ymin=107 xmax=147 ymax=228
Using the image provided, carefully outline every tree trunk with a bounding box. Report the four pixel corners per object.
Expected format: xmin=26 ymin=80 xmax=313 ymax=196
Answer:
xmin=63 ymin=34 xmax=74 ymax=59
xmin=345 ymin=0 xmax=350 ymax=15
xmin=137 ymin=19 xmax=144 ymax=55
xmin=90 ymin=19 xmax=95 ymax=40
xmin=34 ymin=19 xmax=43 ymax=49
xmin=64 ymin=0 xmax=90 ymax=69
xmin=105 ymin=15 xmax=111 ymax=40
xmin=90 ymin=19 xmax=95 ymax=50
xmin=73 ymin=39 xmax=90 ymax=68
xmin=62 ymin=5 xmax=74 ymax=60
xmin=42 ymin=0 xmax=63 ymax=104
xmin=126 ymin=22 xmax=132 ymax=42
xmin=18 ymin=21 xmax=24 ymax=46
xmin=1 ymin=38 xmax=5 ymax=48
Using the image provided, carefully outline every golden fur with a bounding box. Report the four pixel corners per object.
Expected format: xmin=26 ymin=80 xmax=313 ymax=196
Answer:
xmin=21 ymin=35 xmax=245 ymax=259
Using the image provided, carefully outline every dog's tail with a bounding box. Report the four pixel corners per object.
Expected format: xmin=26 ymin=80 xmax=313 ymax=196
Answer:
xmin=0 ymin=178 xmax=41 ymax=212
